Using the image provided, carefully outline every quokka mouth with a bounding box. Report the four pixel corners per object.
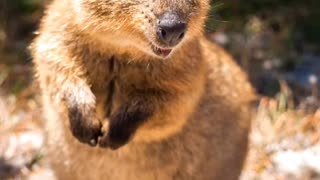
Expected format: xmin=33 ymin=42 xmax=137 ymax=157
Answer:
xmin=151 ymin=44 xmax=172 ymax=58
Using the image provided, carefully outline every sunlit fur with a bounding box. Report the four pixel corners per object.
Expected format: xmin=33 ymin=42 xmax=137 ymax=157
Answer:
xmin=32 ymin=0 xmax=255 ymax=179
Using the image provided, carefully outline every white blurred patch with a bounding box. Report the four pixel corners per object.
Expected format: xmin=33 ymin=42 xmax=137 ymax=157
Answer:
xmin=211 ymin=32 xmax=229 ymax=46
xmin=0 ymin=129 xmax=44 ymax=168
xmin=272 ymin=145 xmax=320 ymax=176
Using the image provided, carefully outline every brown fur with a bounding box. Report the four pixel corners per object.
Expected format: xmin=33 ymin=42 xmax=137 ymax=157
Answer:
xmin=31 ymin=0 xmax=255 ymax=179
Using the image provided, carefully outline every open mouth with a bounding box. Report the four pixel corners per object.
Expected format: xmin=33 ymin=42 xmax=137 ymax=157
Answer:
xmin=151 ymin=44 xmax=172 ymax=58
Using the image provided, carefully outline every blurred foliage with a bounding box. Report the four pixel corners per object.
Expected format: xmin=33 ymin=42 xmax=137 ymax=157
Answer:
xmin=206 ymin=0 xmax=320 ymax=99
xmin=0 ymin=0 xmax=46 ymax=65
xmin=208 ymin=0 xmax=320 ymax=46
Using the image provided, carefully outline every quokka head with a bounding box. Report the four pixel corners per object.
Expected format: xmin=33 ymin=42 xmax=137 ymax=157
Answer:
xmin=76 ymin=0 xmax=210 ymax=58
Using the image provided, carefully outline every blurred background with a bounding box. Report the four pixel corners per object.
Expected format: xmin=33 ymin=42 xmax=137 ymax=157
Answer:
xmin=0 ymin=0 xmax=319 ymax=179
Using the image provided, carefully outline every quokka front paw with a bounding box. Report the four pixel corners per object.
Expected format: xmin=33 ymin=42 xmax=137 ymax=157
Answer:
xmin=99 ymin=106 xmax=151 ymax=150
xmin=68 ymin=106 xmax=102 ymax=146
xmin=98 ymin=118 xmax=132 ymax=150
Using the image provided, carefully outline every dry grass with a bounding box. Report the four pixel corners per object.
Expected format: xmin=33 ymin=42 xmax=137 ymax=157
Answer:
xmin=243 ymin=95 xmax=320 ymax=180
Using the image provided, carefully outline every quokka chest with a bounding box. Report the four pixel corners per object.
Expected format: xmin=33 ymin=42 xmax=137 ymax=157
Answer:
xmin=85 ymin=56 xmax=150 ymax=120
xmin=84 ymin=56 xmax=117 ymax=119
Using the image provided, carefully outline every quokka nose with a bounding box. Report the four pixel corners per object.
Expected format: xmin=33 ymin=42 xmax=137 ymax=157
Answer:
xmin=157 ymin=12 xmax=187 ymax=47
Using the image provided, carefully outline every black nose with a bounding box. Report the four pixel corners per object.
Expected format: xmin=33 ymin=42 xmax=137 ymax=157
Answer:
xmin=157 ymin=12 xmax=186 ymax=47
